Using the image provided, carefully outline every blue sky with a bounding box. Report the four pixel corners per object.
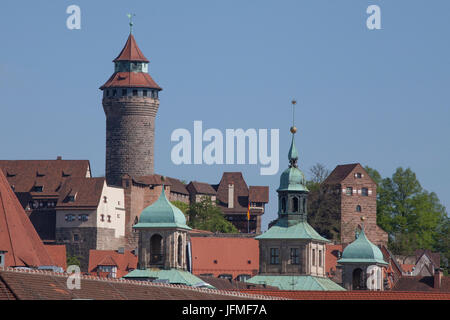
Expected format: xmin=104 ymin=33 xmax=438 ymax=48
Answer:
xmin=0 ymin=1 xmax=449 ymax=230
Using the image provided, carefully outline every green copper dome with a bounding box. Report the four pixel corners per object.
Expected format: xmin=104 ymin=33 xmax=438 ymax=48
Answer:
xmin=277 ymin=135 xmax=308 ymax=192
xmin=337 ymin=227 xmax=387 ymax=265
xmin=133 ymin=187 xmax=191 ymax=230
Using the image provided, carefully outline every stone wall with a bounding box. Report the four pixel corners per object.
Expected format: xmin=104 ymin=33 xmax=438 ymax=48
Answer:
xmin=103 ymin=95 xmax=159 ymax=187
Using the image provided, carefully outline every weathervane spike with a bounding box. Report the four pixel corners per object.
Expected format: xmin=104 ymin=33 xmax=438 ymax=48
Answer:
xmin=127 ymin=13 xmax=136 ymax=34
xmin=290 ymin=99 xmax=297 ymax=134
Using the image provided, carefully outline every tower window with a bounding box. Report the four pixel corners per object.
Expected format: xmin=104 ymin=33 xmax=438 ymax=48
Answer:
xmin=356 ymin=205 xmax=362 ymax=212
xmin=270 ymin=248 xmax=280 ymax=265
xmin=346 ymin=187 xmax=353 ymax=196
xmin=312 ymin=249 xmax=316 ymax=266
xmin=122 ymin=89 xmax=127 ymax=96
xmin=319 ymin=250 xmax=323 ymax=267
xmin=143 ymin=90 xmax=147 ymax=97
xmin=290 ymin=248 xmax=300 ymax=265
xmin=133 ymin=89 xmax=138 ymax=96
xmin=281 ymin=197 xmax=286 ymax=213
xmin=100 ymin=214 xmax=105 ymax=222
xmin=113 ymin=89 xmax=117 ymax=96
xmin=292 ymin=197 xmax=299 ymax=212
xmin=362 ymin=188 xmax=368 ymax=196
xmin=106 ymin=90 xmax=110 ymax=97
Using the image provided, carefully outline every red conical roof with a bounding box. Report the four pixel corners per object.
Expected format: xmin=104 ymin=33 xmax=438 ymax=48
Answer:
xmin=0 ymin=170 xmax=54 ymax=267
xmin=113 ymin=34 xmax=149 ymax=63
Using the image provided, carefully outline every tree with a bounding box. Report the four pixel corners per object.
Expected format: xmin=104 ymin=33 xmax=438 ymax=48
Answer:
xmin=365 ymin=166 xmax=448 ymax=263
xmin=171 ymin=200 xmax=189 ymax=216
xmin=186 ymin=197 xmax=238 ymax=233
xmin=67 ymin=255 xmax=81 ymax=268
xmin=306 ymin=163 xmax=330 ymax=192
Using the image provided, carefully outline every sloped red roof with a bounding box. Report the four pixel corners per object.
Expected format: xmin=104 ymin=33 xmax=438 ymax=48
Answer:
xmin=88 ymin=250 xmax=138 ymax=278
xmin=190 ymin=237 xmax=259 ymax=279
xmin=56 ymin=177 xmax=105 ymax=209
xmin=165 ymin=177 xmax=189 ymax=195
xmin=44 ymin=245 xmax=67 ymax=271
xmin=187 ymin=181 xmax=217 ymax=195
xmin=402 ymin=264 xmax=415 ymax=273
xmin=0 ymin=170 xmax=54 ymax=267
xmin=113 ymin=34 xmax=149 ymax=63
xmin=0 ymin=160 xmax=91 ymax=195
xmin=238 ymin=289 xmax=450 ymax=300
xmin=100 ymin=72 xmax=162 ymax=90
xmin=393 ymin=276 xmax=450 ymax=292
xmin=323 ymin=164 xmax=359 ymax=184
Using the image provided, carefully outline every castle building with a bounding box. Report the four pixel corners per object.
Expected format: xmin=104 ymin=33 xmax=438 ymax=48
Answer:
xmin=246 ymin=120 xmax=345 ymax=291
xmin=321 ymin=163 xmax=388 ymax=246
xmin=100 ymin=31 xmax=162 ymax=187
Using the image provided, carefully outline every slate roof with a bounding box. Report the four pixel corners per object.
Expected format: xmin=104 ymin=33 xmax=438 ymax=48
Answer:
xmin=0 ymin=268 xmax=278 ymax=300
xmin=56 ymin=177 xmax=105 ymax=209
xmin=190 ymin=237 xmax=259 ymax=279
xmin=89 ymin=250 xmax=138 ymax=278
xmin=0 ymin=170 xmax=54 ymax=267
xmin=246 ymin=275 xmax=346 ymax=291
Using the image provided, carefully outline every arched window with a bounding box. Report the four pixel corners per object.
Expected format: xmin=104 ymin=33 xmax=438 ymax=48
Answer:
xmin=356 ymin=205 xmax=362 ymax=212
xmin=292 ymin=197 xmax=299 ymax=212
xmin=281 ymin=197 xmax=286 ymax=213
xmin=177 ymin=235 xmax=183 ymax=266
xmin=150 ymin=234 xmax=163 ymax=264
xmin=352 ymin=268 xmax=364 ymax=290
xmin=303 ymin=198 xmax=306 ymax=213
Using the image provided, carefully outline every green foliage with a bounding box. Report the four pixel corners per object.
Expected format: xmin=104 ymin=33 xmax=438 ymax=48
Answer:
xmin=66 ymin=255 xmax=81 ymax=267
xmin=186 ymin=197 xmax=238 ymax=233
xmin=365 ymin=166 xmax=449 ymax=270
xmin=171 ymin=200 xmax=189 ymax=216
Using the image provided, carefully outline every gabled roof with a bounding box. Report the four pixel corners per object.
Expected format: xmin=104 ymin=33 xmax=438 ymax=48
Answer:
xmin=186 ymin=181 xmax=217 ymax=195
xmin=165 ymin=177 xmax=189 ymax=195
xmin=0 ymin=170 xmax=54 ymax=267
xmin=89 ymin=250 xmax=138 ymax=278
xmin=323 ymin=163 xmax=360 ymax=185
xmin=56 ymin=177 xmax=105 ymax=209
xmin=0 ymin=160 xmax=91 ymax=195
xmin=44 ymin=245 xmax=67 ymax=271
xmin=113 ymin=34 xmax=149 ymax=63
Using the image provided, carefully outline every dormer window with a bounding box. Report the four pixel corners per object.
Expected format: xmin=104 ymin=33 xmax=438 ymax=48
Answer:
xmin=33 ymin=186 xmax=43 ymax=192
xmin=0 ymin=251 xmax=6 ymax=267
xmin=68 ymin=195 xmax=75 ymax=202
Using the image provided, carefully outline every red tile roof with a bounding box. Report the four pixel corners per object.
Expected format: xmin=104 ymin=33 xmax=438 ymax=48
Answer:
xmin=88 ymin=250 xmax=138 ymax=278
xmin=191 ymin=237 xmax=259 ymax=279
xmin=165 ymin=177 xmax=189 ymax=195
xmin=0 ymin=160 xmax=91 ymax=195
xmin=323 ymin=163 xmax=360 ymax=184
xmin=113 ymin=34 xmax=149 ymax=63
xmin=393 ymin=276 xmax=450 ymax=292
xmin=0 ymin=268 xmax=278 ymax=300
xmin=402 ymin=264 xmax=415 ymax=273
xmin=56 ymin=177 xmax=105 ymax=209
xmin=0 ymin=170 xmax=54 ymax=267
xmin=100 ymin=72 xmax=162 ymax=90
xmin=238 ymin=289 xmax=450 ymax=300
xmin=44 ymin=245 xmax=67 ymax=271
xmin=187 ymin=181 xmax=217 ymax=195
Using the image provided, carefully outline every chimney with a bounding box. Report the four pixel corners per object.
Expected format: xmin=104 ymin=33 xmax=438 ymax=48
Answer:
xmin=57 ymin=156 xmax=62 ymax=160
xmin=434 ymin=268 xmax=443 ymax=289
xmin=228 ymin=183 xmax=234 ymax=209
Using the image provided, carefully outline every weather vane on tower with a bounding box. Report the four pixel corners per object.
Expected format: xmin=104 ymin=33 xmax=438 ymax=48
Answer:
xmin=127 ymin=13 xmax=136 ymax=34
xmin=290 ymin=99 xmax=297 ymax=135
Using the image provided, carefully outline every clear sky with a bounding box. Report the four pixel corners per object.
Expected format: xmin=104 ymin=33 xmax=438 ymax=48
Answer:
xmin=1 ymin=0 xmax=449 ymax=230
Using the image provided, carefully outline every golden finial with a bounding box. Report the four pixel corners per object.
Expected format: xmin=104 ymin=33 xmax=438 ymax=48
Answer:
xmin=290 ymin=99 xmax=297 ymax=134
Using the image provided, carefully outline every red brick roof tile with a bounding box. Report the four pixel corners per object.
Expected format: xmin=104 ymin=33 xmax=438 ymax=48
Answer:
xmin=323 ymin=164 xmax=359 ymax=184
xmin=191 ymin=237 xmax=259 ymax=280
xmin=56 ymin=177 xmax=105 ymax=209
xmin=165 ymin=177 xmax=189 ymax=195
xmin=187 ymin=181 xmax=217 ymax=195
xmin=44 ymin=245 xmax=67 ymax=271
xmin=88 ymin=250 xmax=138 ymax=278
xmin=249 ymin=186 xmax=269 ymax=203
xmin=0 ymin=170 xmax=54 ymax=267
xmin=113 ymin=34 xmax=149 ymax=63
xmin=100 ymin=72 xmax=162 ymax=90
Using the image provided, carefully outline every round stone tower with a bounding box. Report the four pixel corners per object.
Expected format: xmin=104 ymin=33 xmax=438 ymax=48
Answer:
xmin=100 ymin=32 xmax=162 ymax=186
